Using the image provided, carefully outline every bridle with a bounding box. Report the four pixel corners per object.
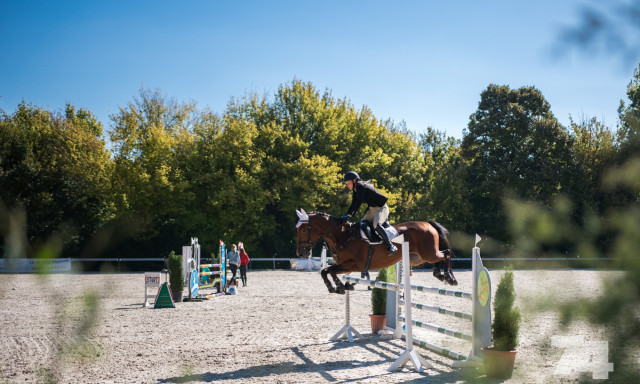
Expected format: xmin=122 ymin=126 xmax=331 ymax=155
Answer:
xmin=296 ymin=214 xmax=346 ymax=263
xmin=296 ymin=219 xmax=314 ymax=254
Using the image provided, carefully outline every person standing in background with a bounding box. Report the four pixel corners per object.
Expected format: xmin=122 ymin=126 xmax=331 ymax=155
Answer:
xmin=239 ymin=242 xmax=250 ymax=287
xmin=227 ymin=244 xmax=240 ymax=286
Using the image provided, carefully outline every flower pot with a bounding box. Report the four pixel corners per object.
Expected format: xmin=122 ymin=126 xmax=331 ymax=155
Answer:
xmin=482 ymin=347 xmax=517 ymax=379
xmin=171 ymin=290 xmax=183 ymax=303
xmin=369 ymin=314 xmax=386 ymax=334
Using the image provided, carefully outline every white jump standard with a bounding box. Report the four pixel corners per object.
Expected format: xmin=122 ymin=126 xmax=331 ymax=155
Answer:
xmin=333 ymin=236 xmax=431 ymax=372
xmin=332 ymin=235 xmax=492 ymax=372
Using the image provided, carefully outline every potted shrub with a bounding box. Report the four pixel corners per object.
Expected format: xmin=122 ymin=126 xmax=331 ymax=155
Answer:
xmin=370 ymin=267 xmax=388 ymax=334
xmin=483 ymin=268 xmax=521 ymax=379
xmin=167 ymin=251 xmax=184 ymax=302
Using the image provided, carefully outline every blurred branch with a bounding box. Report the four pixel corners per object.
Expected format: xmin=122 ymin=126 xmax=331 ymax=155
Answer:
xmin=555 ymin=0 xmax=640 ymax=66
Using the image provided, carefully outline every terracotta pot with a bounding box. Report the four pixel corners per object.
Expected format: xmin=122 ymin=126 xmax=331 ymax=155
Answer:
xmin=369 ymin=314 xmax=386 ymax=334
xmin=482 ymin=347 xmax=517 ymax=379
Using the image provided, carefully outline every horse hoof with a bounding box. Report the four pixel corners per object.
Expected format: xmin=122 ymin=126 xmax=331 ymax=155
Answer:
xmin=336 ymin=286 xmax=346 ymax=294
xmin=345 ymin=283 xmax=355 ymax=291
xmin=328 ymin=287 xmax=336 ymax=294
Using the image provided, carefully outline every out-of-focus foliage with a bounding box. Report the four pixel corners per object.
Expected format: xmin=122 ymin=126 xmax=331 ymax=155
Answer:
xmin=555 ymin=0 xmax=640 ymax=66
xmin=505 ymin=154 xmax=640 ymax=381
xmin=501 ymin=65 xmax=640 ymax=384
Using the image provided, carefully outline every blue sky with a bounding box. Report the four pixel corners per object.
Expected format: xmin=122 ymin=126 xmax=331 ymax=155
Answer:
xmin=1 ymin=0 xmax=637 ymax=140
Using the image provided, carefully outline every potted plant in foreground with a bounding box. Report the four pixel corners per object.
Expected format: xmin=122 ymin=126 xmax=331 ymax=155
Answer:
xmin=483 ymin=267 xmax=521 ymax=379
xmin=168 ymin=251 xmax=184 ymax=302
xmin=370 ymin=267 xmax=387 ymax=334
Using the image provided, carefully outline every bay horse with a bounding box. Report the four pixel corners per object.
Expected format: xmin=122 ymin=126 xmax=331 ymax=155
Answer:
xmin=295 ymin=209 xmax=458 ymax=294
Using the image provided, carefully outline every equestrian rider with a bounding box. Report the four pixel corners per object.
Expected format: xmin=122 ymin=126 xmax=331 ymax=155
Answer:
xmin=342 ymin=171 xmax=398 ymax=256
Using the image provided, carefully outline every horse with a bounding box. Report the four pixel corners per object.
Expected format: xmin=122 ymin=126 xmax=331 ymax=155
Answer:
xmin=295 ymin=209 xmax=458 ymax=294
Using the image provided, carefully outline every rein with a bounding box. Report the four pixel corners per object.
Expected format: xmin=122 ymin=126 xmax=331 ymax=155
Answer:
xmin=298 ymin=214 xmax=347 ymax=264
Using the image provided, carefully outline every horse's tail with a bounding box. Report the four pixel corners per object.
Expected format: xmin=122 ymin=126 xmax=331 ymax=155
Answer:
xmin=428 ymin=221 xmax=451 ymax=250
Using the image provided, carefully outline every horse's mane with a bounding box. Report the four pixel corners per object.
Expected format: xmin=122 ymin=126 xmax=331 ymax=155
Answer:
xmin=309 ymin=211 xmax=342 ymax=223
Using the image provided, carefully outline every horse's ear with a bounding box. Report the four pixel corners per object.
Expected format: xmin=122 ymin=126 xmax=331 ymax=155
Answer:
xmin=296 ymin=209 xmax=309 ymax=221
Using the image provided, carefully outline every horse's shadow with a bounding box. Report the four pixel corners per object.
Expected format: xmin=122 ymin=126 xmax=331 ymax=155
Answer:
xmin=156 ymin=339 xmax=489 ymax=383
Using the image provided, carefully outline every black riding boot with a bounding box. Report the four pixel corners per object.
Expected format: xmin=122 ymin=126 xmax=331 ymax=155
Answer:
xmin=375 ymin=225 xmax=397 ymax=256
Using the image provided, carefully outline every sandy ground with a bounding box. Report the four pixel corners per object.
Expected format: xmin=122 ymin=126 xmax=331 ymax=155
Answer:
xmin=0 ymin=268 xmax=627 ymax=383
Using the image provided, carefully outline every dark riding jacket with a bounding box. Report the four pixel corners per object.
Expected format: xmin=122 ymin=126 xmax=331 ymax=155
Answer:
xmin=346 ymin=181 xmax=388 ymax=217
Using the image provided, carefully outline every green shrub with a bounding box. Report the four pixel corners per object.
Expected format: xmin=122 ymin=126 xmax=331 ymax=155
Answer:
xmin=492 ymin=268 xmax=521 ymax=351
xmin=371 ymin=267 xmax=387 ymax=315
xmin=167 ymin=251 xmax=184 ymax=292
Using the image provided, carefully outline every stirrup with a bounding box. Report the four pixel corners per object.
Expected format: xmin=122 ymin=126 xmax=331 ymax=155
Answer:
xmin=387 ymin=244 xmax=397 ymax=256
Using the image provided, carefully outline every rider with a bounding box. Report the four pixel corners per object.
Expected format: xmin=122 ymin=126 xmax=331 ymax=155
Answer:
xmin=342 ymin=171 xmax=397 ymax=256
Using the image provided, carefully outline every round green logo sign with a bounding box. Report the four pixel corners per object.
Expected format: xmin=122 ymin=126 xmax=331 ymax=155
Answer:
xmin=477 ymin=270 xmax=490 ymax=308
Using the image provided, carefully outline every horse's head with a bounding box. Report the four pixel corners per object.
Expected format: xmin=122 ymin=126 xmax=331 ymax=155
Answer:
xmin=295 ymin=209 xmax=342 ymax=257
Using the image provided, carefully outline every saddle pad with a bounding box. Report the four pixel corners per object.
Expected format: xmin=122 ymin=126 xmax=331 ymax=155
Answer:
xmin=359 ymin=226 xmax=400 ymax=244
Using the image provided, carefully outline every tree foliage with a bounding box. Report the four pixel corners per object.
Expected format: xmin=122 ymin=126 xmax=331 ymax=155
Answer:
xmin=461 ymin=84 xmax=573 ymax=241
xmin=0 ymin=102 xmax=113 ymax=255
xmin=2 ymin=73 xmax=639 ymax=260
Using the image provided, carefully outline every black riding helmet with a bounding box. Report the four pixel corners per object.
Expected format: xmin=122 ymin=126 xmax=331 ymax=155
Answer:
xmin=343 ymin=171 xmax=360 ymax=182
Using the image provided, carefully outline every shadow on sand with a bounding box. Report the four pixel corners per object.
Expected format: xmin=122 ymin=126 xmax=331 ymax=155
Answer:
xmin=157 ymin=338 xmax=496 ymax=383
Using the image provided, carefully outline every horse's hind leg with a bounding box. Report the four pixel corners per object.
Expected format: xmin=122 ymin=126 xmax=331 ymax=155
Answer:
xmin=443 ymin=249 xmax=458 ymax=286
xmin=432 ymin=261 xmax=445 ymax=282
xmin=321 ymin=267 xmax=336 ymax=293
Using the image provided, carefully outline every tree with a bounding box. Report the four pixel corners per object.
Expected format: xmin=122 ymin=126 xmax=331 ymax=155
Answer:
xmin=567 ymin=116 xmax=616 ymax=216
xmin=461 ymin=85 xmax=573 ymax=241
xmin=218 ymin=85 xmax=343 ymax=257
xmin=0 ymin=102 xmax=114 ymax=255
xmin=617 ymin=63 xmax=640 ymax=159
xmin=109 ymin=88 xmax=196 ymax=253
xmin=414 ymin=127 xmax=472 ymax=232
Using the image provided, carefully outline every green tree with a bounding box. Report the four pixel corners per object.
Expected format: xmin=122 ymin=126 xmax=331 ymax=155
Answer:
xmin=0 ymin=102 xmax=114 ymax=255
xmin=414 ymin=127 xmax=472 ymax=231
xmin=617 ymin=63 xmax=640 ymax=160
xmin=461 ymin=84 xmax=573 ymax=241
xmin=568 ymin=116 xmax=616 ymax=216
xmin=109 ymin=88 xmax=196 ymax=253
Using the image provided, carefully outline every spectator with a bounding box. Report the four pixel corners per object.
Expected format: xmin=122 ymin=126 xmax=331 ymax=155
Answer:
xmin=239 ymin=242 xmax=250 ymax=287
xmin=227 ymin=244 xmax=240 ymax=286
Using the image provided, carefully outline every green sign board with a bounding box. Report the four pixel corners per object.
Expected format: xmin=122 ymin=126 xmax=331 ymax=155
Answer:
xmin=154 ymin=282 xmax=175 ymax=309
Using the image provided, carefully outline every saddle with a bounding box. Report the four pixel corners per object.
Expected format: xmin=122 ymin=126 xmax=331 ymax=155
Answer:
xmin=358 ymin=220 xmax=399 ymax=244
xmin=348 ymin=220 xmax=400 ymax=275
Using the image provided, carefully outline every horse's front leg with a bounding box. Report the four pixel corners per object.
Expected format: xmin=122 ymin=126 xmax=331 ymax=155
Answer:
xmin=321 ymin=267 xmax=336 ymax=293
xmin=329 ymin=266 xmax=346 ymax=294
